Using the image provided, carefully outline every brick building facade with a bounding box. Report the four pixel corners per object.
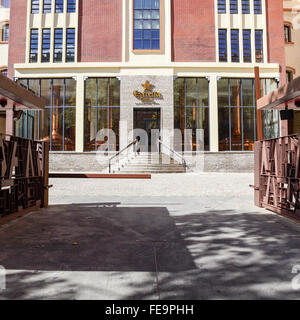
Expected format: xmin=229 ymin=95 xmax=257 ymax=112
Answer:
xmin=5 ymin=0 xmax=287 ymax=172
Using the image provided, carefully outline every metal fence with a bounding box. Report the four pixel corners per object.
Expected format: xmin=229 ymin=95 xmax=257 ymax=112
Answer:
xmin=0 ymin=134 xmax=49 ymax=219
xmin=254 ymin=135 xmax=300 ymax=219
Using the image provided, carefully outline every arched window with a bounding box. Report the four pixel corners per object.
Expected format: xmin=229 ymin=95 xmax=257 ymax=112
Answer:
xmin=284 ymin=23 xmax=292 ymax=43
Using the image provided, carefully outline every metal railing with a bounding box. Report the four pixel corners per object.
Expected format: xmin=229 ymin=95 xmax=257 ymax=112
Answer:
xmin=157 ymin=139 xmax=187 ymax=173
xmin=109 ymin=139 xmax=138 ymax=173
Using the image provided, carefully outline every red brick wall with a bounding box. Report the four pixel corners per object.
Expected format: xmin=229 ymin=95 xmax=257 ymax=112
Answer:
xmin=171 ymin=0 xmax=215 ymax=62
xmin=78 ymin=0 xmax=122 ymax=62
xmin=8 ymin=0 xmax=27 ymax=78
xmin=266 ymin=0 xmax=286 ymax=85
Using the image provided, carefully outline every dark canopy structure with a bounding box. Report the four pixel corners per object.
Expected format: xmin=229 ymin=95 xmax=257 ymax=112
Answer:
xmin=0 ymin=73 xmax=45 ymax=110
xmin=257 ymin=76 xmax=300 ymax=110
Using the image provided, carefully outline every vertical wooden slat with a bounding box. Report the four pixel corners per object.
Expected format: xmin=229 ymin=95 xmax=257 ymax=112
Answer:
xmin=255 ymin=67 xmax=263 ymax=141
xmin=254 ymin=141 xmax=263 ymax=207
xmin=42 ymin=141 xmax=49 ymax=208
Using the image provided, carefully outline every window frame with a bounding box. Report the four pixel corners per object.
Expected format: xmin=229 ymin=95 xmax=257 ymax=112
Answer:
xmin=67 ymin=0 xmax=76 ymax=13
xmin=132 ymin=0 xmax=163 ymax=53
xmin=284 ymin=24 xmax=292 ymax=43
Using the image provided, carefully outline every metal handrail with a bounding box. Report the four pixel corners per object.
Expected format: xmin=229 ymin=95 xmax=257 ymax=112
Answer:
xmin=109 ymin=139 xmax=138 ymax=173
xmin=157 ymin=139 xmax=187 ymax=173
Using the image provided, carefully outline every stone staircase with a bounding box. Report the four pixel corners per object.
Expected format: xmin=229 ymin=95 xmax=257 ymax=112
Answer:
xmin=110 ymin=152 xmax=187 ymax=174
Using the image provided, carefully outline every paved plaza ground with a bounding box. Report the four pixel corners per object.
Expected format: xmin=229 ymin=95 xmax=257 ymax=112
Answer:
xmin=0 ymin=173 xmax=300 ymax=299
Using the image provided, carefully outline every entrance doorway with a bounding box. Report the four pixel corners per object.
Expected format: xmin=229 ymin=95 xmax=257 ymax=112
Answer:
xmin=134 ymin=108 xmax=161 ymax=152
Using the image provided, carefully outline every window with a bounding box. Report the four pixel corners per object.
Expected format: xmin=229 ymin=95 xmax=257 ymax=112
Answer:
xmin=254 ymin=0 xmax=262 ymax=14
xmin=31 ymin=0 xmax=39 ymax=14
xmin=255 ymin=30 xmax=263 ymax=63
xmin=231 ymin=29 xmax=239 ymax=62
xmin=43 ymin=0 xmax=52 ymax=13
xmin=29 ymin=29 xmax=39 ymax=63
xmin=42 ymin=28 xmax=51 ymax=62
xmin=174 ymin=78 xmax=210 ymax=152
xmin=286 ymin=70 xmax=294 ymax=83
xmin=16 ymin=78 xmax=77 ymax=151
xmin=230 ymin=0 xmax=238 ymax=14
xmin=218 ymin=0 xmax=226 ymax=14
xmin=218 ymin=79 xmax=257 ymax=151
xmin=242 ymin=0 xmax=250 ymax=14
xmin=218 ymin=29 xmax=227 ymax=62
xmin=1 ymin=69 xmax=7 ymax=77
xmin=133 ymin=0 xmax=160 ymax=50
xmin=284 ymin=24 xmax=292 ymax=43
xmin=1 ymin=0 xmax=10 ymax=8
xmin=243 ymin=30 xmax=251 ymax=63
xmin=84 ymin=78 xmax=120 ymax=152
xmin=66 ymin=28 xmax=75 ymax=62
xmin=2 ymin=24 xmax=9 ymax=42
xmin=67 ymin=0 xmax=76 ymax=13
xmin=55 ymin=0 xmax=64 ymax=13
xmin=54 ymin=28 xmax=63 ymax=62
xmin=260 ymin=79 xmax=279 ymax=140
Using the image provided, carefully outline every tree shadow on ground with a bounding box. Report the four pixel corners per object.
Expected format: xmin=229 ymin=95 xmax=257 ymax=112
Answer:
xmin=0 ymin=204 xmax=300 ymax=299
xmin=125 ymin=210 xmax=300 ymax=300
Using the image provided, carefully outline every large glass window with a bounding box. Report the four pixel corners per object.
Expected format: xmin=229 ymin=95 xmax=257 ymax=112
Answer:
xmin=133 ymin=0 xmax=160 ymax=50
xmin=66 ymin=28 xmax=75 ymax=62
xmin=54 ymin=28 xmax=63 ymax=62
xmin=218 ymin=78 xmax=257 ymax=151
xmin=16 ymin=79 xmax=76 ymax=151
xmin=42 ymin=28 xmax=51 ymax=62
xmin=55 ymin=0 xmax=64 ymax=13
xmin=174 ymin=78 xmax=210 ymax=152
xmin=29 ymin=29 xmax=39 ymax=63
xmin=84 ymin=78 xmax=120 ymax=152
xmin=218 ymin=29 xmax=227 ymax=62
xmin=43 ymin=0 xmax=52 ymax=13
xmin=255 ymin=30 xmax=263 ymax=63
xmin=31 ymin=0 xmax=39 ymax=13
xmin=260 ymin=79 xmax=279 ymax=140
xmin=67 ymin=0 xmax=76 ymax=13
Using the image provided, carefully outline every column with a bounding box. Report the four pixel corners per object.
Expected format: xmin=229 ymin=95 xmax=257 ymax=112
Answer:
xmin=75 ymin=75 xmax=84 ymax=152
xmin=209 ymin=75 xmax=219 ymax=152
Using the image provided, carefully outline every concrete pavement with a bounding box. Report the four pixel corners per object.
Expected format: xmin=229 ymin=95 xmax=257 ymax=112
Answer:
xmin=0 ymin=173 xmax=300 ymax=299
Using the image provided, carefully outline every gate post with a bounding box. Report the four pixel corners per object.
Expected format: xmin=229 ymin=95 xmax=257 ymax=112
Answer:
xmin=42 ymin=141 xmax=49 ymax=208
xmin=254 ymin=141 xmax=263 ymax=207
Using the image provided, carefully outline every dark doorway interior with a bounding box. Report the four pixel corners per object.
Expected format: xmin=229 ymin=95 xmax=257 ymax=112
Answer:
xmin=134 ymin=108 xmax=161 ymax=151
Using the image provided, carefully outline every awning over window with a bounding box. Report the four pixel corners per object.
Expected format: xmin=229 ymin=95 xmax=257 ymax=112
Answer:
xmin=0 ymin=73 xmax=45 ymax=110
xmin=257 ymin=77 xmax=300 ymax=111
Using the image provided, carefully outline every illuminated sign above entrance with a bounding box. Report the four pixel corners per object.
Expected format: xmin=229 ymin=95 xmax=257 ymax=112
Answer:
xmin=133 ymin=80 xmax=162 ymax=103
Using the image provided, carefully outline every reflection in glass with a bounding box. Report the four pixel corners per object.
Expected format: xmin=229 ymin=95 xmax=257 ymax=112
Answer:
xmin=84 ymin=78 xmax=120 ymax=152
xmin=174 ymin=78 xmax=209 ymax=151
xmin=218 ymin=78 xmax=258 ymax=151
xmin=260 ymin=79 xmax=279 ymax=140
xmin=16 ymin=78 xmax=76 ymax=151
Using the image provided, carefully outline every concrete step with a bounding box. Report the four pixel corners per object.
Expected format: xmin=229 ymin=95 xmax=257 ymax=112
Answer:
xmin=111 ymin=152 xmax=187 ymax=174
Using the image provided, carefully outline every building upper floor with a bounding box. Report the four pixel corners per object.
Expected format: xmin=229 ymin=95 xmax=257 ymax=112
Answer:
xmin=7 ymin=1 xmax=286 ymax=78
xmin=283 ymin=0 xmax=300 ymax=81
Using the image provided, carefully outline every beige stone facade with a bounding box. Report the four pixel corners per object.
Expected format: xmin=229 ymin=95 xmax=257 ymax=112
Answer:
xmin=283 ymin=0 xmax=300 ymax=132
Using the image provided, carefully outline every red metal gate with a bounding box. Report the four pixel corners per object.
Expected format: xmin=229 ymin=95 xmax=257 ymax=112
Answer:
xmin=254 ymin=135 xmax=300 ymax=219
xmin=0 ymin=134 xmax=49 ymax=220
